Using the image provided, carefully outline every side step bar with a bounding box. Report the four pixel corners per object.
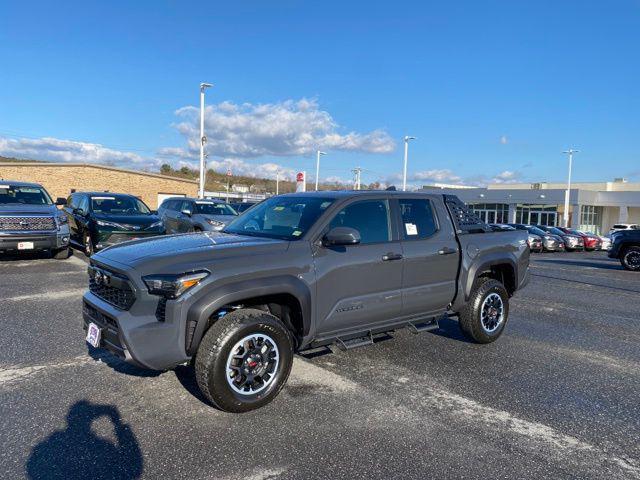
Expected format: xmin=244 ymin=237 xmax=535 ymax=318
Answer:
xmin=333 ymin=317 xmax=441 ymax=351
xmin=407 ymin=317 xmax=439 ymax=334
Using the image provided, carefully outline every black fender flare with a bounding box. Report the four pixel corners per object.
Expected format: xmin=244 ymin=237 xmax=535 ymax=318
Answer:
xmin=454 ymin=251 xmax=518 ymax=311
xmin=185 ymin=275 xmax=312 ymax=355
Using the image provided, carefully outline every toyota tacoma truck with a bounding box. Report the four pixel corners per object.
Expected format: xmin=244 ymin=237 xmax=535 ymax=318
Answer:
xmin=82 ymin=191 xmax=530 ymax=412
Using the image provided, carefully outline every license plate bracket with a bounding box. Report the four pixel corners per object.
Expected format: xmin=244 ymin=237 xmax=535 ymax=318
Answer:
xmin=86 ymin=322 xmax=102 ymax=348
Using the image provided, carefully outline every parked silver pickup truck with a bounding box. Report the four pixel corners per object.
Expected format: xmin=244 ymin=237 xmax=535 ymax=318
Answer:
xmin=83 ymin=191 xmax=530 ymax=412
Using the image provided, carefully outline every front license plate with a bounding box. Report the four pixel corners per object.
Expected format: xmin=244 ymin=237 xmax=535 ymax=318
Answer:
xmin=86 ymin=322 xmax=101 ymax=348
xmin=18 ymin=242 xmax=34 ymax=250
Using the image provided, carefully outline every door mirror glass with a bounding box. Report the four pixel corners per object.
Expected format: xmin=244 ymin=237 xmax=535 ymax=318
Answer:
xmin=323 ymin=227 xmax=361 ymax=246
xmin=181 ymin=209 xmax=192 ymax=216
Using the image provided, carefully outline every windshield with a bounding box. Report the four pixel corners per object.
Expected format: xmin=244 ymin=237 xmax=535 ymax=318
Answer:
xmin=91 ymin=196 xmax=151 ymax=215
xmin=0 ymin=185 xmax=53 ymax=205
xmin=527 ymin=226 xmax=547 ymax=236
xmin=224 ymin=196 xmax=335 ymax=240
xmin=547 ymin=227 xmax=566 ymax=236
xmin=195 ymin=202 xmax=237 ymax=216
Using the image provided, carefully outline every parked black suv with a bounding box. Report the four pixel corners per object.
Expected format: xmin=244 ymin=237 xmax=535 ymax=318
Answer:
xmin=0 ymin=181 xmax=71 ymax=259
xmin=63 ymin=192 xmax=165 ymax=256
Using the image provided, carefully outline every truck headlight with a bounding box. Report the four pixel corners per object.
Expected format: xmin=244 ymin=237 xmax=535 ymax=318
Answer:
xmin=143 ymin=271 xmax=209 ymax=299
xmin=206 ymin=219 xmax=225 ymax=227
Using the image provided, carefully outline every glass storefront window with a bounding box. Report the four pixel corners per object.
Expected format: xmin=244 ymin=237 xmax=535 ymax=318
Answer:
xmin=515 ymin=205 xmax=558 ymax=226
xmin=579 ymin=205 xmax=602 ymax=234
xmin=466 ymin=203 xmax=510 ymax=224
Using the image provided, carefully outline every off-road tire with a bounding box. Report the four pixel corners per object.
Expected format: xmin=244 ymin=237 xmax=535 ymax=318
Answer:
xmin=195 ymin=308 xmax=294 ymax=413
xmin=620 ymin=246 xmax=640 ymax=271
xmin=458 ymin=277 xmax=510 ymax=344
xmin=52 ymin=247 xmax=71 ymax=260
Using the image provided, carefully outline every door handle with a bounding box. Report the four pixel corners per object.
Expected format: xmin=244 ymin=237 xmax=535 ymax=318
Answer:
xmin=382 ymin=253 xmax=403 ymax=261
xmin=438 ymin=247 xmax=457 ymax=255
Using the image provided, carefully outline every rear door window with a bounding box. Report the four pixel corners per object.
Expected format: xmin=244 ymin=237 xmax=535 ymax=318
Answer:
xmin=398 ymin=199 xmax=438 ymax=239
xmin=328 ymin=200 xmax=391 ymax=244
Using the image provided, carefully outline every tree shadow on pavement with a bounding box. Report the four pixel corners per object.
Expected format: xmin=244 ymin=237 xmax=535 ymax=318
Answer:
xmin=26 ymin=400 xmax=143 ymax=480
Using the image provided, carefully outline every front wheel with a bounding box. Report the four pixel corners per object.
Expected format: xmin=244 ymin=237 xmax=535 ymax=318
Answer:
xmin=621 ymin=246 xmax=640 ymax=271
xmin=458 ymin=278 xmax=510 ymax=343
xmin=195 ymin=308 xmax=294 ymax=413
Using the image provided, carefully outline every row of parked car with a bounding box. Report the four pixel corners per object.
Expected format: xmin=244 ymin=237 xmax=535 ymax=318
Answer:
xmin=1 ymin=179 xmax=639 ymax=271
xmin=0 ymin=180 xmax=256 ymax=258
xmin=489 ymin=223 xmax=615 ymax=253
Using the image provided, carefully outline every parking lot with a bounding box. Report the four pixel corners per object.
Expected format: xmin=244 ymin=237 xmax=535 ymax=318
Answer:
xmin=1 ymin=250 xmax=639 ymax=479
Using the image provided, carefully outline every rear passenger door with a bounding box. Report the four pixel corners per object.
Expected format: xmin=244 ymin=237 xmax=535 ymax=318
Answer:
xmin=396 ymin=197 xmax=459 ymax=318
xmin=162 ymin=200 xmax=180 ymax=234
xmin=176 ymin=200 xmax=194 ymax=232
xmin=313 ymin=198 xmax=404 ymax=337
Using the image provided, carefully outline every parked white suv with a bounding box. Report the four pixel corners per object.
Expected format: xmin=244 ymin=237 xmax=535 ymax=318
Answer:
xmin=608 ymin=224 xmax=639 ymax=235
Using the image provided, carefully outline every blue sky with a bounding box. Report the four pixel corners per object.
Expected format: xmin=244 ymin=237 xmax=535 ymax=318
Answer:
xmin=1 ymin=1 xmax=639 ymax=187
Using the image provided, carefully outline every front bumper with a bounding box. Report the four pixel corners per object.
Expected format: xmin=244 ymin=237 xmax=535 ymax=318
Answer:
xmin=0 ymin=231 xmax=70 ymax=253
xmin=82 ymin=289 xmax=190 ymax=370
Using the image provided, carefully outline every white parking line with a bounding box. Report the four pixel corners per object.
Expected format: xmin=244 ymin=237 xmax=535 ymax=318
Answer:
xmin=5 ymin=289 xmax=86 ymax=302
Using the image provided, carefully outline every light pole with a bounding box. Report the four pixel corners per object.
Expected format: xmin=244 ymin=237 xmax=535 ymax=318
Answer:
xmin=198 ymin=82 xmax=213 ymax=199
xmin=315 ymin=150 xmax=326 ymax=191
xmin=276 ymin=171 xmax=280 ymax=195
xmin=402 ymin=136 xmax=416 ymax=191
xmin=351 ymin=167 xmax=362 ymax=190
xmin=562 ymin=149 xmax=579 ymax=227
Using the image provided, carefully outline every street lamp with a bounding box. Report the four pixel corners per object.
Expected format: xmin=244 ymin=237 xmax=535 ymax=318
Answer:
xmin=315 ymin=150 xmax=326 ymax=191
xmin=562 ymin=149 xmax=579 ymax=227
xmin=199 ymin=82 xmax=213 ymax=199
xmin=402 ymin=136 xmax=416 ymax=191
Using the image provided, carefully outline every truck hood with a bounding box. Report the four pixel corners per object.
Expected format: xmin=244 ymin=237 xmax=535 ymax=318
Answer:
xmin=0 ymin=204 xmax=58 ymax=215
xmin=93 ymin=231 xmax=288 ymax=266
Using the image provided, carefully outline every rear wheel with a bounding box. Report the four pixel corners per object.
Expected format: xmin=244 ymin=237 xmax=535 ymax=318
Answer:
xmin=195 ymin=308 xmax=294 ymax=413
xmin=621 ymin=246 xmax=640 ymax=271
xmin=458 ymin=277 xmax=510 ymax=343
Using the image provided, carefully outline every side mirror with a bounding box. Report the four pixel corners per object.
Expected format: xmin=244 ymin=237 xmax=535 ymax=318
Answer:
xmin=55 ymin=197 xmax=67 ymax=206
xmin=322 ymin=227 xmax=361 ymax=247
xmin=181 ymin=209 xmax=192 ymax=217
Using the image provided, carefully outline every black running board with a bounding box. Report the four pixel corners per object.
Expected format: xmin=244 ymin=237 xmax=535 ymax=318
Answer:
xmin=407 ymin=317 xmax=439 ymax=334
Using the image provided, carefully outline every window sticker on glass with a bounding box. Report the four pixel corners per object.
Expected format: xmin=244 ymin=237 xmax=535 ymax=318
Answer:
xmin=405 ymin=223 xmax=418 ymax=236
xmin=320 ymin=201 xmax=332 ymax=209
xmin=292 ymin=230 xmax=302 ymax=236
xmin=273 ymin=206 xmax=285 ymax=211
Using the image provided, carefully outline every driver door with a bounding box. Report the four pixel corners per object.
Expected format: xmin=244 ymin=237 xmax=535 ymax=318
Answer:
xmin=313 ymin=199 xmax=404 ymax=337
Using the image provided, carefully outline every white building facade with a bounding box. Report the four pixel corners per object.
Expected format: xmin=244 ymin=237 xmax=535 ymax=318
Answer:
xmin=420 ymin=179 xmax=640 ymax=234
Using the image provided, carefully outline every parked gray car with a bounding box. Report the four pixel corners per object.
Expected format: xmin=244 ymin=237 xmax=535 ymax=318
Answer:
xmin=83 ymin=192 xmax=530 ymax=412
xmin=0 ymin=181 xmax=71 ymax=259
xmin=158 ymin=197 xmax=238 ymax=233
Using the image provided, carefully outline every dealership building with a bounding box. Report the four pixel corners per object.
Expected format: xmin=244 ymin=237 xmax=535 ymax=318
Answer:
xmin=421 ymin=178 xmax=640 ymax=234
xmin=0 ymin=162 xmax=198 ymax=209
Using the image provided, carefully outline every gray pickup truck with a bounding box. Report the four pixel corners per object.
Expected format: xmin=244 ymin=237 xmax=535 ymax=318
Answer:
xmin=0 ymin=181 xmax=71 ymax=259
xmin=83 ymin=191 xmax=529 ymax=412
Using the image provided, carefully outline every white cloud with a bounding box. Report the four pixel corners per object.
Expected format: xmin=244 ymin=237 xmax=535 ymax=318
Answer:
xmin=386 ymin=168 xmax=463 ymax=186
xmin=0 ymin=136 xmax=152 ymax=168
xmin=172 ymin=98 xmax=396 ymax=159
xmin=491 ymin=170 xmax=521 ymax=183
xmin=500 ymin=135 xmax=508 ymax=145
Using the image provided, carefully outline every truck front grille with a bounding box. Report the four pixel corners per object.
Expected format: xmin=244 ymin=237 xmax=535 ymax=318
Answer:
xmin=0 ymin=216 xmax=56 ymax=231
xmin=88 ymin=265 xmax=136 ymax=310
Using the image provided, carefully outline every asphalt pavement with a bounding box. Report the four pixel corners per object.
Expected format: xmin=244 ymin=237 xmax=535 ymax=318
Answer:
xmin=1 ymin=250 xmax=639 ymax=479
